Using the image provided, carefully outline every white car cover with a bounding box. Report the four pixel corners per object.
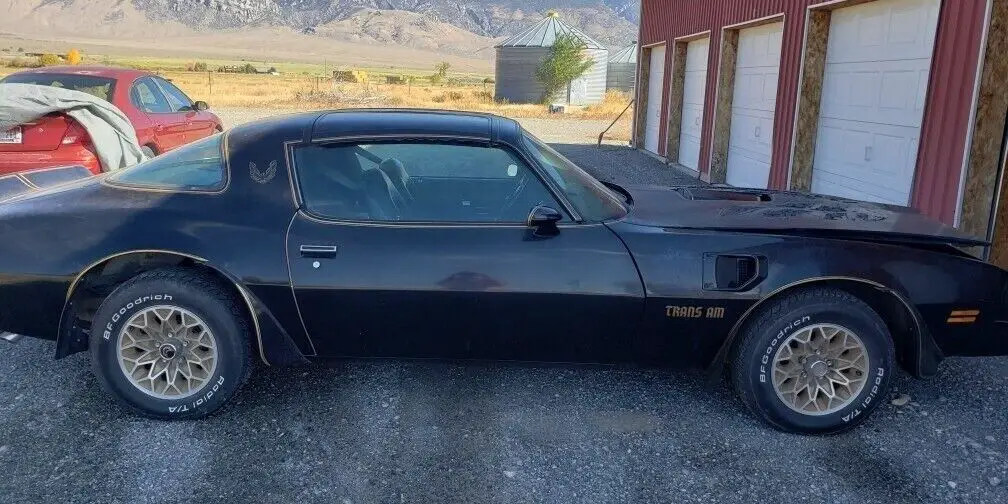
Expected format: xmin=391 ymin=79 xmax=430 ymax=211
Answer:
xmin=0 ymin=83 xmax=147 ymax=171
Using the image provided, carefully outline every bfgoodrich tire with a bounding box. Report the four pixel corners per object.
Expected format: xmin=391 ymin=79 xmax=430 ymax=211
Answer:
xmin=89 ymin=268 xmax=252 ymax=419
xmin=732 ymin=288 xmax=894 ymax=434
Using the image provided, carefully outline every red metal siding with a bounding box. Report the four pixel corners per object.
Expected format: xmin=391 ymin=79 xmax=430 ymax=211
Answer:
xmin=638 ymin=0 xmax=988 ymax=224
xmin=911 ymin=0 xmax=988 ymax=223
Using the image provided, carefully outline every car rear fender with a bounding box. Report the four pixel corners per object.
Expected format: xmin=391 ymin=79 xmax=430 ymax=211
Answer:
xmin=57 ymin=250 xmax=307 ymax=366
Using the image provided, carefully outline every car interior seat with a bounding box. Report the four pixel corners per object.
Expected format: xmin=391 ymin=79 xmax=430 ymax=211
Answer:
xmin=377 ymin=158 xmax=415 ymax=204
xmin=361 ymin=167 xmax=408 ymax=220
xmin=297 ymin=146 xmax=370 ymax=219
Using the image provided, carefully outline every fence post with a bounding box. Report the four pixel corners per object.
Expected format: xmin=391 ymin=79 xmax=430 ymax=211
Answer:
xmin=208 ymin=70 xmax=212 ymax=96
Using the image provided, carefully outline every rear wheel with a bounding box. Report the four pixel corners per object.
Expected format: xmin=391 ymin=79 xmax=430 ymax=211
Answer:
xmin=731 ymin=288 xmax=894 ymax=434
xmin=89 ymin=268 xmax=252 ymax=419
xmin=141 ymin=145 xmax=156 ymax=159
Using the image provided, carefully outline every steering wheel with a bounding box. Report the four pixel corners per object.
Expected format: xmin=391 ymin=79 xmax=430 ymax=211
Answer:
xmin=497 ymin=171 xmax=531 ymax=221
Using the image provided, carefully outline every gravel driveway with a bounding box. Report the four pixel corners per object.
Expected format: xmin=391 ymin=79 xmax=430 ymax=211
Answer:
xmin=0 ymin=108 xmax=1005 ymax=504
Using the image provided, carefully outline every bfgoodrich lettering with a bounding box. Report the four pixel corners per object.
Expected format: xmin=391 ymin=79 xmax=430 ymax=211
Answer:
xmin=103 ymin=294 xmax=173 ymax=340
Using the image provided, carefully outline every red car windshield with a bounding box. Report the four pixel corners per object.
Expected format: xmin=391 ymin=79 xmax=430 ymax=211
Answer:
xmin=0 ymin=73 xmax=116 ymax=102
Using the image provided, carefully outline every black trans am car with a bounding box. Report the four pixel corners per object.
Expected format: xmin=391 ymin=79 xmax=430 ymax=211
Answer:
xmin=0 ymin=109 xmax=1005 ymax=434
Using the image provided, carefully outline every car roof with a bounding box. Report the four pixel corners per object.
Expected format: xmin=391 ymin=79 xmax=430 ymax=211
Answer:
xmin=311 ymin=109 xmax=520 ymax=143
xmin=8 ymin=65 xmax=152 ymax=81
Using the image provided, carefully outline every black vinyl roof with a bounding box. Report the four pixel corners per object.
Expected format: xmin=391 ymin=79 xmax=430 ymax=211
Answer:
xmin=311 ymin=109 xmax=517 ymax=143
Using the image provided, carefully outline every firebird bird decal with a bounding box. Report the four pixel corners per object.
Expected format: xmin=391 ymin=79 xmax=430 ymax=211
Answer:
xmin=250 ymin=160 xmax=278 ymax=184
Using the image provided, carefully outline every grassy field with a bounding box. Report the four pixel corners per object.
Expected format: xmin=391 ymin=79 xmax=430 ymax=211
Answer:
xmin=0 ymin=55 xmax=634 ymax=141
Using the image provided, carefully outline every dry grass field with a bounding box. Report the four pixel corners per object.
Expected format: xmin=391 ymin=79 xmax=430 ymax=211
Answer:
xmin=161 ymin=71 xmax=633 ymax=127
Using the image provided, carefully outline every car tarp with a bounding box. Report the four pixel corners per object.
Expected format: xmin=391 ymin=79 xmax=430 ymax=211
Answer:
xmin=0 ymin=83 xmax=146 ymax=171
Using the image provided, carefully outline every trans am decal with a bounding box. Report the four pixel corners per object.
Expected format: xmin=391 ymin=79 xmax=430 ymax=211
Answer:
xmin=666 ymin=306 xmax=725 ymax=319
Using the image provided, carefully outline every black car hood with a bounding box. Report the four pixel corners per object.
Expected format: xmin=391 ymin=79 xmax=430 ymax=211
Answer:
xmin=617 ymin=185 xmax=987 ymax=247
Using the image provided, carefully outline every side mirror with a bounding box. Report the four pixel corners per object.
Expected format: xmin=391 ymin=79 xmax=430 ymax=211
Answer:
xmin=194 ymin=100 xmax=210 ymax=111
xmin=527 ymin=205 xmax=562 ymax=237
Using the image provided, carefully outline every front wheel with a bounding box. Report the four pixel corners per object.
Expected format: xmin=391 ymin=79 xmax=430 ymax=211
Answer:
xmin=89 ymin=268 xmax=252 ymax=419
xmin=731 ymin=287 xmax=894 ymax=434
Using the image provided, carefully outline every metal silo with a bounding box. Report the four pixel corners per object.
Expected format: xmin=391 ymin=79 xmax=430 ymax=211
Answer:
xmin=607 ymin=42 xmax=638 ymax=93
xmin=494 ymin=13 xmax=609 ymax=105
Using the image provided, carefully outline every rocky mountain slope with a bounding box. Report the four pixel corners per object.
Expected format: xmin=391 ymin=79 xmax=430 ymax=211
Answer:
xmin=130 ymin=0 xmax=638 ymax=46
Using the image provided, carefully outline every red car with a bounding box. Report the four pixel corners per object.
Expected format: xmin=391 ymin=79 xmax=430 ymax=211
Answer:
xmin=0 ymin=66 xmax=222 ymax=175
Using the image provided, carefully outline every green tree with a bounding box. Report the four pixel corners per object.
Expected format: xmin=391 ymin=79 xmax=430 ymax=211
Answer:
xmin=435 ymin=61 xmax=451 ymax=79
xmin=535 ymin=34 xmax=594 ymax=104
xmin=430 ymin=61 xmax=451 ymax=85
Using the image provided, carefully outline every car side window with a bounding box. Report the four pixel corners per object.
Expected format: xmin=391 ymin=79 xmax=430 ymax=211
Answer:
xmin=154 ymin=77 xmax=194 ymax=112
xmin=131 ymin=78 xmax=173 ymax=114
xmin=294 ymin=141 xmax=564 ymax=224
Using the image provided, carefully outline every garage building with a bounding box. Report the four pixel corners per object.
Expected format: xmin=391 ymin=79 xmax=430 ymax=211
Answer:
xmin=632 ymin=0 xmax=1008 ymax=263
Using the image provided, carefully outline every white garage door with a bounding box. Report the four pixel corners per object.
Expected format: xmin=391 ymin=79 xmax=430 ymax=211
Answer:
xmin=679 ymin=38 xmax=709 ymax=171
xmin=726 ymin=22 xmax=783 ymax=188
xmin=644 ymin=45 xmax=666 ymax=154
xmin=811 ymin=0 xmax=940 ymax=205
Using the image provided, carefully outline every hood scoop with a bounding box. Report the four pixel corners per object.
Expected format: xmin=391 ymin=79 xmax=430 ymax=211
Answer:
xmin=674 ymin=186 xmax=773 ymax=202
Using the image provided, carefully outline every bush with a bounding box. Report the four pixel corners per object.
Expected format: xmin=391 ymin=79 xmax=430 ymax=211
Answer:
xmin=65 ymin=48 xmax=82 ymax=65
xmin=239 ymin=63 xmax=257 ymax=74
xmin=471 ymin=90 xmax=493 ymax=102
xmin=2 ymin=57 xmax=38 ymax=68
xmin=187 ymin=61 xmax=209 ymax=72
xmin=432 ymin=91 xmax=465 ymax=103
xmin=38 ymin=53 xmax=61 ymax=66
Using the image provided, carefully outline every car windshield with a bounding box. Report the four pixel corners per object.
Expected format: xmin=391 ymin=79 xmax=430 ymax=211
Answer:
xmin=521 ymin=132 xmax=627 ymax=221
xmin=0 ymin=73 xmax=116 ymax=102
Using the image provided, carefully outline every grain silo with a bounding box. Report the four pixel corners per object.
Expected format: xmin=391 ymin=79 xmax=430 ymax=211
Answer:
xmin=606 ymin=42 xmax=638 ymax=93
xmin=494 ymin=13 xmax=609 ymax=105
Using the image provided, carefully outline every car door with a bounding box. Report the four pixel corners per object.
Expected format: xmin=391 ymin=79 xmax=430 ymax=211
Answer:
xmin=130 ymin=77 xmax=188 ymax=151
xmin=153 ymin=76 xmax=216 ymax=142
xmin=285 ymin=139 xmax=645 ymax=363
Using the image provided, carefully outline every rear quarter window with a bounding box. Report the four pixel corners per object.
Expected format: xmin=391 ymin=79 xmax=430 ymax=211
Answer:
xmin=22 ymin=166 xmax=93 ymax=188
xmin=108 ymin=133 xmax=226 ymax=191
xmin=0 ymin=176 xmax=32 ymax=201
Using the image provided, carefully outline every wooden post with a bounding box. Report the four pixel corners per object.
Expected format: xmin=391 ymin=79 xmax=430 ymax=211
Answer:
xmin=208 ymin=70 xmax=212 ymax=96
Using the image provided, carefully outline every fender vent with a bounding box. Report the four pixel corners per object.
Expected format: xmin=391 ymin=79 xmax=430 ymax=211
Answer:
xmin=705 ymin=254 xmax=763 ymax=291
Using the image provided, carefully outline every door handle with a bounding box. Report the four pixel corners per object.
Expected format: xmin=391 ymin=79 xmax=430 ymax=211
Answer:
xmin=300 ymin=244 xmax=339 ymax=258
